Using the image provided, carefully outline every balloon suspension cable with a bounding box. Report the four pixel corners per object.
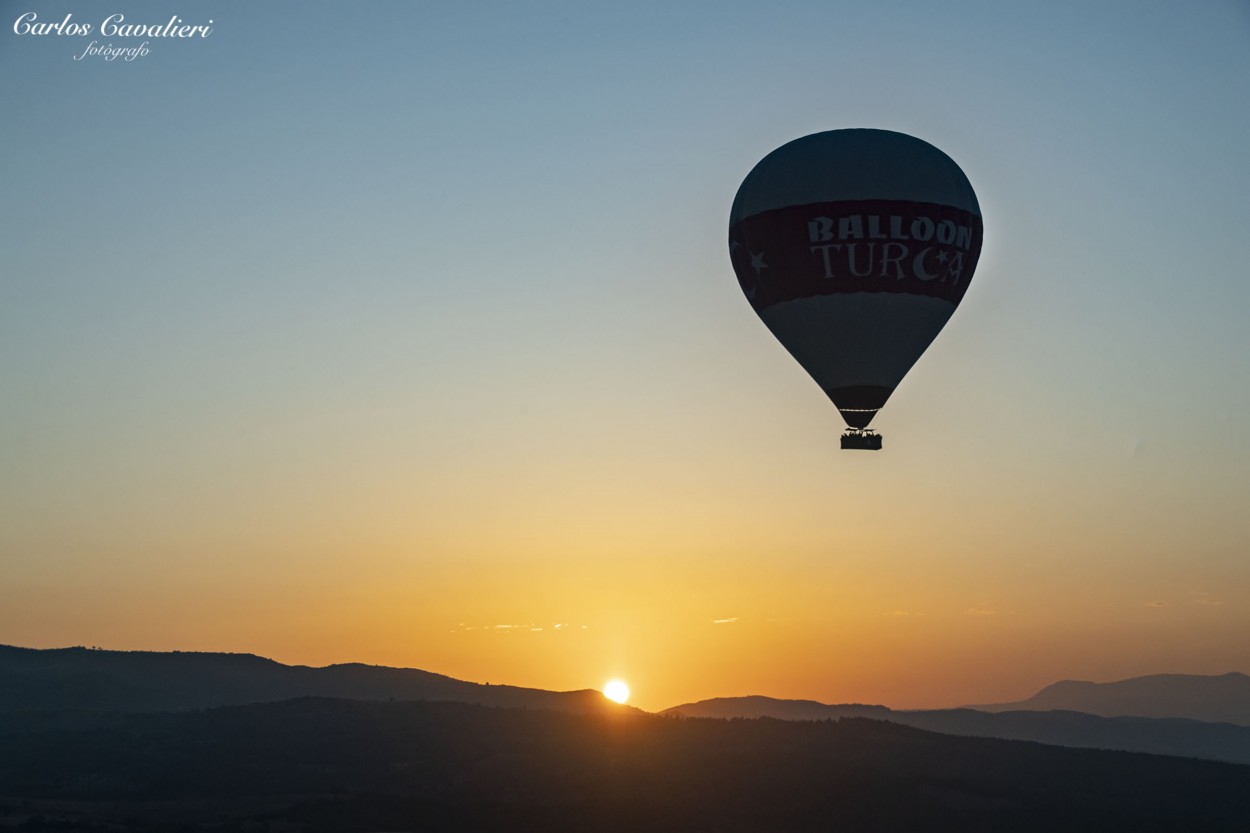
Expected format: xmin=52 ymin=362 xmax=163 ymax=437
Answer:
xmin=840 ymin=428 xmax=882 ymax=451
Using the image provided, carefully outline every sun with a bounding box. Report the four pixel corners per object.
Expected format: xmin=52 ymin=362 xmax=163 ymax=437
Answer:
xmin=603 ymin=679 xmax=630 ymax=704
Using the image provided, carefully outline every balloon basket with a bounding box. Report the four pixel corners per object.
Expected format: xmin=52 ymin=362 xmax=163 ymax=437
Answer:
xmin=840 ymin=429 xmax=882 ymax=451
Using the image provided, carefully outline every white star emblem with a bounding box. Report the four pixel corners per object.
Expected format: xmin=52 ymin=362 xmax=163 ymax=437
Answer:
xmin=750 ymin=251 xmax=768 ymax=275
xmin=936 ymin=250 xmax=950 ymax=264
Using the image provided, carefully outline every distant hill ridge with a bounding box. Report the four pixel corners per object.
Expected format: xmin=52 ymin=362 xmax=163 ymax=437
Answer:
xmin=7 ymin=644 xmax=1250 ymax=766
xmin=0 ymin=644 xmax=619 ymax=715
xmin=662 ymin=695 xmax=1250 ymax=765
xmin=666 ymin=671 xmax=1250 ymax=767
xmin=967 ymin=672 xmax=1250 ymax=726
xmin=664 ymin=695 xmax=893 ymax=720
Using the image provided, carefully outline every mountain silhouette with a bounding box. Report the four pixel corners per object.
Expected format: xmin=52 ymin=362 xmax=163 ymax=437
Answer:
xmin=9 ymin=644 xmax=1250 ymax=767
xmin=664 ymin=696 xmax=1250 ymax=765
xmin=0 ymin=644 xmax=625 ymax=715
xmin=967 ymin=672 xmax=1250 ymax=725
xmin=663 ymin=694 xmax=893 ymax=720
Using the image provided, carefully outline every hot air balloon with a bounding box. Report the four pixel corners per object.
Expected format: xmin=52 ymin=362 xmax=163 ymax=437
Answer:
xmin=729 ymin=129 xmax=982 ymax=450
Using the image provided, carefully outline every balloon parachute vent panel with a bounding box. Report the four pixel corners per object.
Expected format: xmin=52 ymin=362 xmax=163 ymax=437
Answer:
xmin=841 ymin=430 xmax=882 ymax=451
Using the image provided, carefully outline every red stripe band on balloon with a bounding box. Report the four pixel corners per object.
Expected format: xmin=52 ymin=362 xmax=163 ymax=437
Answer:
xmin=729 ymin=199 xmax=983 ymax=311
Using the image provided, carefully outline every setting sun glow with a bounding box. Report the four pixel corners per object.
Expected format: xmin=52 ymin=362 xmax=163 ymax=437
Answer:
xmin=603 ymin=679 xmax=630 ymax=704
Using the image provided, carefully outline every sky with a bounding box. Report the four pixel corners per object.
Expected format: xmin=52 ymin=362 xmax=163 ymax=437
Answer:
xmin=2 ymin=0 xmax=1249 ymax=713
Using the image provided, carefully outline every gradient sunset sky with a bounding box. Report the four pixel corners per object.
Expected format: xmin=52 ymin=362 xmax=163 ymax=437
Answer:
xmin=3 ymin=0 xmax=1249 ymax=712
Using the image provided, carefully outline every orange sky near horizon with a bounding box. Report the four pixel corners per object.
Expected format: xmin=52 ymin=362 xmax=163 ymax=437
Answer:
xmin=6 ymin=443 xmax=1246 ymax=713
xmin=3 ymin=1 xmax=1249 ymax=715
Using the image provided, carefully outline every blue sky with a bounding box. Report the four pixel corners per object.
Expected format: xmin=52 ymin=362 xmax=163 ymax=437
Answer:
xmin=3 ymin=0 xmax=1249 ymax=710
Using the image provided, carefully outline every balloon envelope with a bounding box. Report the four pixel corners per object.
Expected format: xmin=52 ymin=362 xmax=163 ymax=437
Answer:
xmin=729 ymin=129 xmax=982 ymax=430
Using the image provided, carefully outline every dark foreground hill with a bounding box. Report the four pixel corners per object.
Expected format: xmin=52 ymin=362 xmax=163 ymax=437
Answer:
xmin=3 ymin=699 xmax=1250 ymax=832
xmin=664 ymin=695 xmax=1250 ymax=765
xmin=0 ymin=644 xmax=611 ymax=714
